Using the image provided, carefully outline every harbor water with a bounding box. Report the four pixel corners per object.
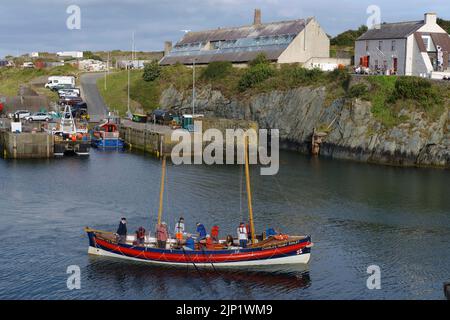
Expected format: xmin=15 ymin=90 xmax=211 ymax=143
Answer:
xmin=0 ymin=150 xmax=449 ymax=299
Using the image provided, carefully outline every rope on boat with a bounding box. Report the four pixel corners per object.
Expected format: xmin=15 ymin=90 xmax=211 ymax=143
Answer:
xmin=201 ymin=247 xmax=219 ymax=274
xmin=182 ymin=247 xmax=201 ymax=276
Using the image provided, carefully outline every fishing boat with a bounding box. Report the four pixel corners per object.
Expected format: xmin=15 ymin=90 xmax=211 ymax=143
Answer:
xmin=52 ymin=105 xmax=90 ymax=156
xmin=90 ymin=119 xmax=124 ymax=149
xmin=85 ymin=138 xmax=313 ymax=268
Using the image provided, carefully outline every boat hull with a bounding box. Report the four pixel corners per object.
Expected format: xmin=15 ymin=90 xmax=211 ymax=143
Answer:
xmin=86 ymin=231 xmax=312 ymax=268
xmin=91 ymin=138 xmax=124 ymax=149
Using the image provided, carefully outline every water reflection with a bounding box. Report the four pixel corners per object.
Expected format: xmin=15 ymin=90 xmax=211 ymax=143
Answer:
xmin=86 ymin=256 xmax=311 ymax=299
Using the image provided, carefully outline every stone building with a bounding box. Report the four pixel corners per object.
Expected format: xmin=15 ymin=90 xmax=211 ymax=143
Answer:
xmin=160 ymin=9 xmax=338 ymax=68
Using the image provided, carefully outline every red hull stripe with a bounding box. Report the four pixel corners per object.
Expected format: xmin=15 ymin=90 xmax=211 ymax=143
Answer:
xmin=94 ymin=237 xmax=310 ymax=263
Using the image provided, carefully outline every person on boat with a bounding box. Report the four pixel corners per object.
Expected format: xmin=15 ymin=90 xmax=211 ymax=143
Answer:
xmin=196 ymin=222 xmax=207 ymax=241
xmin=211 ymin=225 xmax=219 ymax=243
xmin=205 ymin=234 xmax=215 ymax=250
xmin=116 ymin=218 xmax=127 ymax=244
xmin=226 ymin=234 xmax=234 ymax=247
xmin=184 ymin=235 xmax=195 ymax=251
xmin=135 ymin=226 xmax=146 ymax=246
xmin=246 ymin=223 xmax=252 ymax=243
xmin=237 ymin=222 xmax=248 ymax=248
xmin=156 ymin=222 xmax=168 ymax=249
xmin=174 ymin=217 xmax=185 ymax=244
xmin=266 ymin=227 xmax=278 ymax=238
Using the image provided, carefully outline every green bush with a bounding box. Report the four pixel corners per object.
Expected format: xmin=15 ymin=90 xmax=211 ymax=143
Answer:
xmin=288 ymin=67 xmax=324 ymax=84
xmin=201 ymin=61 xmax=232 ymax=80
xmin=143 ymin=60 xmax=161 ymax=82
xmin=238 ymin=64 xmax=275 ymax=91
xmin=392 ymin=77 xmax=442 ymax=105
xmin=248 ymin=53 xmax=270 ymax=67
xmin=348 ymin=83 xmax=368 ymax=98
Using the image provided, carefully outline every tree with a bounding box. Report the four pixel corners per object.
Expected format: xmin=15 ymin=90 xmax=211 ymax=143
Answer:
xmin=143 ymin=60 xmax=161 ymax=82
xmin=331 ymin=25 xmax=368 ymax=46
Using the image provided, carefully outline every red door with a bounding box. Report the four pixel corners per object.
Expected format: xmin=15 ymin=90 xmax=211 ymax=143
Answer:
xmin=393 ymin=58 xmax=398 ymax=74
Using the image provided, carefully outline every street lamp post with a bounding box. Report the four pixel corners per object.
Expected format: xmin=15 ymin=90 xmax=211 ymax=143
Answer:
xmin=192 ymin=58 xmax=196 ymax=117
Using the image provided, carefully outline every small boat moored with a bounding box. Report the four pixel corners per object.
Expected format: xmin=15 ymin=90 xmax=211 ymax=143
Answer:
xmin=91 ymin=119 xmax=124 ymax=150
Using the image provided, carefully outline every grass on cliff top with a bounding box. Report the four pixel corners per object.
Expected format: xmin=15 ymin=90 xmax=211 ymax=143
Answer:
xmin=359 ymin=76 xmax=448 ymax=128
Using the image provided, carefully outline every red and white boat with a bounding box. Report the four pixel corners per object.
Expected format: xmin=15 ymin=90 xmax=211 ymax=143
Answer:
xmin=85 ymin=139 xmax=313 ymax=268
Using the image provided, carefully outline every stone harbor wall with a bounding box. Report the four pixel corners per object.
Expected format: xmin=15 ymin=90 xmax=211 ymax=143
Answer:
xmin=159 ymin=85 xmax=450 ymax=168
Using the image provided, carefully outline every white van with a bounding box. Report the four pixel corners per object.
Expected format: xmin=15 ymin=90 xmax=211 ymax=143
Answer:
xmin=45 ymin=76 xmax=76 ymax=90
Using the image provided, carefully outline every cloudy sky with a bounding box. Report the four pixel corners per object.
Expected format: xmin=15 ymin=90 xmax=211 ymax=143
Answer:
xmin=1 ymin=0 xmax=449 ymax=58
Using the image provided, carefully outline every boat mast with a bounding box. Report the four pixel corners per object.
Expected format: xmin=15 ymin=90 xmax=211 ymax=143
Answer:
xmin=157 ymin=156 xmax=167 ymax=225
xmin=244 ymin=137 xmax=256 ymax=244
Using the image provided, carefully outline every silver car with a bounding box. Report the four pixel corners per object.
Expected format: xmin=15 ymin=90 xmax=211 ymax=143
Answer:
xmin=25 ymin=112 xmax=52 ymax=122
xmin=9 ymin=110 xmax=31 ymax=119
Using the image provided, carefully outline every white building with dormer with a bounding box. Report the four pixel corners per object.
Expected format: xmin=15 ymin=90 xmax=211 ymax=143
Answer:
xmin=355 ymin=13 xmax=450 ymax=79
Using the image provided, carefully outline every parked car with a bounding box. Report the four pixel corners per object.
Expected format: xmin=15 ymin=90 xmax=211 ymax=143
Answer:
xmin=25 ymin=112 xmax=52 ymax=122
xmin=9 ymin=110 xmax=31 ymax=119
xmin=152 ymin=109 xmax=176 ymax=125
xmin=59 ymin=96 xmax=83 ymax=106
xmin=45 ymin=76 xmax=75 ymax=90
xmin=22 ymin=62 xmax=34 ymax=68
xmin=58 ymin=88 xmax=80 ymax=97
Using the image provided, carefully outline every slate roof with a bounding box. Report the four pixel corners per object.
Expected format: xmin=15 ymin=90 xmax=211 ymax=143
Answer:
xmin=177 ymin=19 xmax=307 ymax=44
xmin=160 ymin=19 xmax=309 ymax=65
xmin=357 ymin=21 xmax=425 ymax=40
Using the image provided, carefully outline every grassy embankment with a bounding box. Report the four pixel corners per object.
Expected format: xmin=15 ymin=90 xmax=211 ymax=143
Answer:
xmin=96 ymin=61 xmax=350 ymax=116
xmin=97 ymin=59 xmax=449 ymax=128
xmin=0 ymin=64 xmax=80 ymax=102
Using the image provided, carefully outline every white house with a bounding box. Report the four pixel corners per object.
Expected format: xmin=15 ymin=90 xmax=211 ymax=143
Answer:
xmin=355 ymin=13 xmax=450 ymax=78
xmin=56 ymin=51 xmax=84 ymax=59
xmin=160 ymin=9 xmax=345 ymax=69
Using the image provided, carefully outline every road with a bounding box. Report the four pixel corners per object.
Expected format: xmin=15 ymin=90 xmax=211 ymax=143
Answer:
xmin=80 ymin=73 xmax=108 ymax=122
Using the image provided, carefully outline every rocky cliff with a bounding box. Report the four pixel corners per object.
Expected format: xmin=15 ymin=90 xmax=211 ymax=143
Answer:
xmin=160 ymin=85 xmax=450 ymax=168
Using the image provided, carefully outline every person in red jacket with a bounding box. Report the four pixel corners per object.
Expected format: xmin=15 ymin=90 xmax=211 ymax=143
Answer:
xmin=205 ymin=234 xmax=215 ymax=250
xmin=211 ymin=225 xmax=219 ymax=243
xmin=0 ymin=102 xmax=4 ymax=115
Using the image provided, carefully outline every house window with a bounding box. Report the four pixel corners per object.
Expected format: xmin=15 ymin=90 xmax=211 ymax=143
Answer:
xmin=391 ymin=40 xmax=396 ymax=51
xmin=422 ymin=35 xmax=431 ymax=51
xmin=365 ymin=41 xmax=369 ymax=51
xmin=375 ymin=59 xmax=379 ymax=69
xmin=378 ymin=41 xmax=383 ymax=51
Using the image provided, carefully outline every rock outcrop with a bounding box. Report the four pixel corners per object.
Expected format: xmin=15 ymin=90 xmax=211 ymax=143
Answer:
xmin=160 ymin=85 xmax=450 ymax=168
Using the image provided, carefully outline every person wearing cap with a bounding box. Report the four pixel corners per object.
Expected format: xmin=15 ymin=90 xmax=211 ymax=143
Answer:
xmin=156 ymin=222 xmax=168 ymax=249
xmin=116 ymin=218 xmax=127 ymax=244
xmin=196 ymin=222 xmax=207 ymax=241
xmin=237 ymin=222 xmax=248 ymax=248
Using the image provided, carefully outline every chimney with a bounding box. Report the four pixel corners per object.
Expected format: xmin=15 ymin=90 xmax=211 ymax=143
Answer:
xmin=164 ymin=41 xmax=172 ymax=56
xmin=254 ymin=8 xmax=262 ymax=26
xmin=424 ymin=12 xmax=437 ymax=25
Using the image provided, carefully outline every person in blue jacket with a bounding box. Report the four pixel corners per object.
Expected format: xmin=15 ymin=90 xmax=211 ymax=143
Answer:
xmin=196 ymin=222 xmax=207 ymax=241
xmin=184 ymin=236 xmax=195 ymax=251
